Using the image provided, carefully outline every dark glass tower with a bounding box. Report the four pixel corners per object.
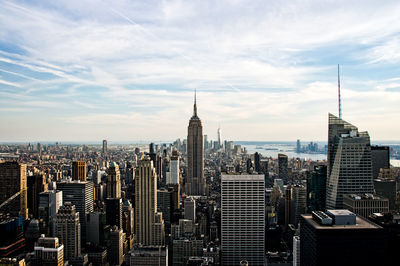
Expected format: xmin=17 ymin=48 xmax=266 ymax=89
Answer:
xmin=186 ymin=92 xmax=205 ymax=195
xmin=326 ymin=113 xmax=374 ymax=209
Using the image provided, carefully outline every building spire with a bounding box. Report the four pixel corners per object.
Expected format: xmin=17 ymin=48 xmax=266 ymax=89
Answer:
xmin=193 ymin=89 xmax=197 ymax=117
xmin=338 ymin=64 xmax=342 ymax=119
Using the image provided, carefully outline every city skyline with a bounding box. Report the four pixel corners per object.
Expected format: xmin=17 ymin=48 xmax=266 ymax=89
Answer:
xmin=1 ymin=0 xmax=400 ymax=142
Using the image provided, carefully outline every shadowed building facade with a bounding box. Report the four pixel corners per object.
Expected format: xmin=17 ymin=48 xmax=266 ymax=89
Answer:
xmin=186 ymin=92 xmax=205 ymax=196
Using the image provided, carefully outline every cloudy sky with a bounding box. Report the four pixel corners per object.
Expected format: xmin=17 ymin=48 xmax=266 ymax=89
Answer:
xmin=0 ymin=0 xmax=400 ymax=142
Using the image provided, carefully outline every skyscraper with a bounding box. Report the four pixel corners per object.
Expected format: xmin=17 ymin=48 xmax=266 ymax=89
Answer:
xmin=371 ymin=146 xmax=390 ymax=179
xmin=72 ymin=161 xmax=87 ymax=181
xmin=106 ymin=162 xmax=121 ymax=199
xmin=278 ymin=154 xmax=288 ymax=183
xmin=217 ymin=126 xmax=222 ymax=149
xmin=186 ymin=92 xmax=205 ymax=196
xmin=38 ymin=190 xmax=63 ymax=236
xmin=57 ymin=180 xmax=94 ymax=244
xmin=168 ymin=150 xmax=180 ymax=185
xmin=0 ymin=161 xmax=28 ymax=218
xmin=306 ymin=165 xmax=327 ymax=212
xmin=55 ymin=202 xmax=81 ymax=260
xmin=102 ymin=140 xmax=107 ymax=154
xmin=221 ymin=174 xmax=265 ymax=265
xmin=135 ymin=157 xmax=164 ymax=245
xmin=326 ymin=114 xmax=374 ymax=209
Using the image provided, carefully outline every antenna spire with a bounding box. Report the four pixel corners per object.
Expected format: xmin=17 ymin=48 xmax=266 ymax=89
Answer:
xmin=338 ymin=64 xmax=342 ymax=119
xmin=193 ymin=89 xmax=197 ymax=117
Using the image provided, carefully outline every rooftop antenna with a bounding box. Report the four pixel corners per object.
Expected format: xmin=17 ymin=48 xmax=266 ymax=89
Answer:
xmin=338 ymin=64 xmax=342 ymax=119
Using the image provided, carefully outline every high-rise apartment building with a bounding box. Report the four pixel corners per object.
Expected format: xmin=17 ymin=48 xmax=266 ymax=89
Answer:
xmin=326 ymin=114 xmax=374 ymax=209
xmin=278 ymin=154 xmax=288 ymax=183
xmin=57 ymin=180 xmax=94 ymax=244
xmin=0 ymin=161 xmax=28 ymax=218
xmin=186 ymin=93 xmax=205 ymax=196
xmin=55 ymin=203 xmax=81 ymax=260
xmin=221 ymin=174 xmax=265 ymax=265
xmin=34 ymin=234 xmax=64 ymax=266
xmin=72 ymin=161 xmax=87 ymax=181
xmin=135 ymin=158 xmax=164 ymax=246
xmin=106 ymin=162 xmax=121 ymax=199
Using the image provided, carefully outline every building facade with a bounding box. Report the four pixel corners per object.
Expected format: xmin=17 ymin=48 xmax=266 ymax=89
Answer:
xmin=326 ymin=114 xmax=374 ymax=209
xmin=221 ymin=174 xmax=265 ymax=265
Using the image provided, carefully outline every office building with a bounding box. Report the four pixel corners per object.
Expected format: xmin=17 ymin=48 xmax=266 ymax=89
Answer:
xmin=87 ymin=212 xmax=107 ymax=246
xmin=186 ymin=92 xmax=205 ymax=196
xmin=278 ymin=154 xmax=288 ymax=183
xmin=326 ymin=114 xmax=374 ymax=209
xmin=0 ymin=216 xmax=25 ymax=257
xmin=108 ymin=226 xmax=124 ymax=266
xmin=371 ymin=146 xmax=390 ymax=179
xmin=172 ymin=238 xmax=203 ymax=265
xmin=72 ymin=161 xmax=87 ymax=181
xmin=292 ymin=185 xmax=306 ymax=227
xmin=0 ymin=161 xmax=28 ymax=218
xmin=127 ymin=246 xmax=168 ymax=266
xmin=135 ymin=158 xmax=165 ymax=246
xmin=374 ymin=177 xmax=396 ymax=210
xmin=38 ymin=190 xmax=63 ymax=236
xmin=27 ymin=173 xmax=48 ymax=218
xmin=254 ymin=152 xmax=261 ymax=173
xmin=106 ymin=162 xmax=121 ymax=199
xmin=106 ymin=198 xmax=122 ymax=229
xmin=168 ymin=150 xmax=180 ymax=185
xmin=343 ymin=194 xmax=389 ymax=218
xmin=300 ymin=210 xmax=385 ymax=266
xmin=33 ymin=234 xmax=64 ymax=266
xmin=55 ymin=203 xmax=81 ymax=260
xmin=57 ymin=180 xmax=94 ymax=244
xmin=306 ymin=165 xmax=327 ymax=212
xmin=221 ymin=174 xmax=265 ymax=265
xmin=184 ymin=197 xmax=196 ymax=223
xmin=285 ymin=185 xmax=293 ymax=227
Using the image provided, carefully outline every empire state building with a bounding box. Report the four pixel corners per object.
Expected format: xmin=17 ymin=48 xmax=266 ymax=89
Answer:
xmin=186 ymin=92 xmax=205 ymax=195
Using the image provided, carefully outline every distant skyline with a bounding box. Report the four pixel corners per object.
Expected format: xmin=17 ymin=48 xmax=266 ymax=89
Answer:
xmin=1 ymin=0 xmax=400 ymax=142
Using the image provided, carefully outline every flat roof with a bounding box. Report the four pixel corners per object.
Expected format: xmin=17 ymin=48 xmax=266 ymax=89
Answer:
xmin=221 ymin=174 xmax=264 ymax=181
xmin=301 ymin=214 xmax=382 ymax=230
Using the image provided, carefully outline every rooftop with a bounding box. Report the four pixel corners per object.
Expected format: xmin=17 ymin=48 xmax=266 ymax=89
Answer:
xmin=301 ymin=214 xmax=382 ymax=230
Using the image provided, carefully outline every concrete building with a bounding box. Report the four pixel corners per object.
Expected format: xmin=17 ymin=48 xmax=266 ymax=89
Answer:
xmin=55 ymin=202 xmax=81 ymax=260
xmin=0 ymin=161 xmax=28 ymax=218
xmin=33 ymin=234 xmax=64 ymax=266
xmin=186 ymin=92 xmax=205 ymax=196
xmin=374 ymin=177 xmax=396 ymax=210
xmin=300 ymin=210 xmax=385 ymax=266
xmin=172 ymin=238 xmax=203 ymax=265
xmin=102 ymin=140 xmax=107 ymax=155
xmin=221 ymin=174 xmax=265 ymax=265
xmin=72 ymin=161 xmax=87 ymax=181
xmin=127 ymin=246 xmax=168 ymax=266
xmin=343 ymin=194 xmax=389 ymax=218
xmin=326 ymin=114 xmax=374 ymax=209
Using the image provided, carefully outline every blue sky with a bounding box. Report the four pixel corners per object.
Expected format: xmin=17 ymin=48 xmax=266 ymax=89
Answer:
xmin=0 ymin=0 xmax=400 ymax=142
